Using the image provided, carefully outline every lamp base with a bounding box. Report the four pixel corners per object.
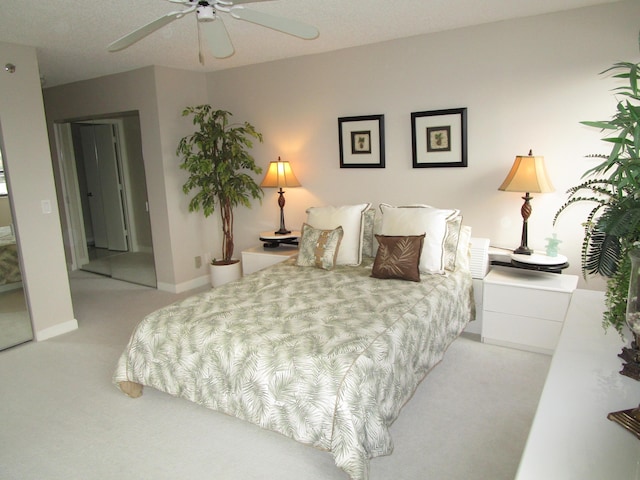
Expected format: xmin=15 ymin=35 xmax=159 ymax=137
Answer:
xmin=607 ymin=405 xmax=640 ymax=439
xmin=275 ymin=228 xmax=291 ymax=235
xmin=514 ymin=194 xmax=534 ymax=256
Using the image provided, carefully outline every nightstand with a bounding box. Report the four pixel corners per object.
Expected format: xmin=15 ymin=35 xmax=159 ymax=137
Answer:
xmin=482 ymin=267 xmax=578 ymax=354
xmin=241 ymin=245 xmax=298 ymax=276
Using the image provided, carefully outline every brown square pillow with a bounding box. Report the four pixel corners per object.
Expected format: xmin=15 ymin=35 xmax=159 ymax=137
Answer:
xmin=371 ymin=234 xmax=425 ymax=282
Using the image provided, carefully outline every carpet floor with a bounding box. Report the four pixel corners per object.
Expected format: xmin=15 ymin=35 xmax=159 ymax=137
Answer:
xmin=0 ymin=271 xmax=550 ymax=479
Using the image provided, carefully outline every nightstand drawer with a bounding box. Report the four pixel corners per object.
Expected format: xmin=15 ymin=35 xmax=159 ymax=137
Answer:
xmin=482 ymin=311 xmax=563 ymax=354
xmin=484 ymin=283 xmax=571 ymax=322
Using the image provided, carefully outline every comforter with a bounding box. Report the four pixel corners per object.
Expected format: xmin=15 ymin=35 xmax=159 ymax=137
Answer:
xmin=113 ymin=257 xmax=473 ymax=479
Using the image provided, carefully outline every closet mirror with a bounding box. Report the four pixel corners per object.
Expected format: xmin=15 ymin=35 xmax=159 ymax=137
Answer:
xmin=0 ymin=132 xmax=33 ymax=350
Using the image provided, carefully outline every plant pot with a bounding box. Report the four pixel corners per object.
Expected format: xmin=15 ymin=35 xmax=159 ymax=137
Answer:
xmin=209 ymin=259 xmax=241 ymax=288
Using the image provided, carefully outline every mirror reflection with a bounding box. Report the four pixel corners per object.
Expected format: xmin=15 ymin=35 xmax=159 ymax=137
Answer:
xmin=0 ymin=140 xmax=33 ymax=350
xmin=57 ymin=113 xmax=156 ymax=288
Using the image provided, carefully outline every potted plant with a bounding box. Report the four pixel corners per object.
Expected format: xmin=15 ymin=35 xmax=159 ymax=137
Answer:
xmin=177 ymin=105 xmax=263 ymax=287
xmin=554 ymin=52 xmax=640 ymax=335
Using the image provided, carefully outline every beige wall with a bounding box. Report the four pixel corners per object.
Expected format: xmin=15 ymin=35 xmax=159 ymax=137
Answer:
xmin=150 ymin=67 xmax=213 ymax=290
xmin=40 ymin=0 xmax=640 ymax=296
xmin=0 ymin=42 xmax=76 ymax=340
xmin=43 ymin=66 xmax=210 ymax=291
xmin=207 ymin=1 xmax=640 ymax=290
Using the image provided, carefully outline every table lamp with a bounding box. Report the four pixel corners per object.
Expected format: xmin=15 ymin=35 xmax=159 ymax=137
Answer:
xmin=260 ymin=157 xmax=301 ymax=235
xmin=498 ymin=150 xmax=554 ymax=255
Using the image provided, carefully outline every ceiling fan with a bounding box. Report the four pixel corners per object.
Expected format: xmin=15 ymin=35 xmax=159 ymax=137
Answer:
xmin=107 ymin=0 xmax=319 ymax=61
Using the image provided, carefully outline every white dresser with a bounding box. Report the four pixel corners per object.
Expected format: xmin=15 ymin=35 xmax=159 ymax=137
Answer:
xmin=516 ymin=289 xmax=640 ymax=479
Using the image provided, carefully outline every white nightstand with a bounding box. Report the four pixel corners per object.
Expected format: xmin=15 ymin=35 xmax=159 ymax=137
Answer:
xmin=241 ymin=245 xmax=298 ymax=276
xmin=482 ymin=267 xmax=578 ymax=354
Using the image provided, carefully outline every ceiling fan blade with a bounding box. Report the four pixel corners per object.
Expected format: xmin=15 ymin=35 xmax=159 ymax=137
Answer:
xmin=230 ymin=6 xmax=319 ymax=40
xmin=201 ymin=17 xmax=235 ymax=59
xmin=108 ymin=9 xmax=191 ymax=52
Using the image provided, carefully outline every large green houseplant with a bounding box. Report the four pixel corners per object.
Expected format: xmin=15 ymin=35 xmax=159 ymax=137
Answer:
xmin=554 ymin=53 xmax=640 ymax=335
xmin=177 ymin=105 xmax=263 ymax=267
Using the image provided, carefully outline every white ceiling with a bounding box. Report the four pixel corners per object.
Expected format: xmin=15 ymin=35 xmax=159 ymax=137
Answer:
xmin=0 ymin=0 xmax=620 ymax=88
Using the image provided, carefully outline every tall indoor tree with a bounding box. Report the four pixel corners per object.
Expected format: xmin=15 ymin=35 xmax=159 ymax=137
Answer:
xmin=177 ymin=105 xmax=263 ymax=265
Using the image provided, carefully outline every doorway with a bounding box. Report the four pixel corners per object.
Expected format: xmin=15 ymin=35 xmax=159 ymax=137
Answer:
xmin=55 ymin=113 xmax=156 ymax=288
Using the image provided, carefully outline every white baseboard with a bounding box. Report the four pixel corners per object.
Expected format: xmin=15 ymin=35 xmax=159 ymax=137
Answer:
xmin=157 ymin=275 xmax=210 ymax=294
xmin=35 ymin=318 xmax=79 ymax=341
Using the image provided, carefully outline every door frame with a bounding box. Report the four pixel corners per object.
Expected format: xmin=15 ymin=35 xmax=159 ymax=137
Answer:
xmin=53 ymin=122 xmax=88 ymax=270
xmin=78 ymin=122 xmax=129 ymax=252
xmin=54 ymin=116 xmax=141 ymax=270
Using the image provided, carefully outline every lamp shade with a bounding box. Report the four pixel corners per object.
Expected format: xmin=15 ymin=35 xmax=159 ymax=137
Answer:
xmin=260 ymin=157 xmax=301 ymax=188
xmin=498 ymin=151 xmax=554 ymax=193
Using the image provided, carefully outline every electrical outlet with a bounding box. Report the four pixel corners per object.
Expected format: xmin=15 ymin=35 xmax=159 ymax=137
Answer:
xmin=195 ymin=256 xmax=202 ymax=269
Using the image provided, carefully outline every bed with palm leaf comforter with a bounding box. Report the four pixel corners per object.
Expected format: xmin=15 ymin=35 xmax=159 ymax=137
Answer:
xmin=113 ymin=239 xmax=474 ymax=479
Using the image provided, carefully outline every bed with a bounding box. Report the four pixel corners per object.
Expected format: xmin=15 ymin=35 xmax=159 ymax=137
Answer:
xmin=0 ymin=225 xmax=22 ymax=286
xmin=113 ymin=204 xmax=476 ymax=480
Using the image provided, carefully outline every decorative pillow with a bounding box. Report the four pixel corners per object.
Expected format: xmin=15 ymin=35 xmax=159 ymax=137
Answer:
xmin=371 ymin=234 xmax=425 ymax=282
xmin=379 ymin=203 xmax=460 ymax=274
xmin=444 ymin=214 xmax=463 ymax=271
xmin=361 ymin=208 xmax=376 ymax=258
xmin=296 ymin=223 xmax=344 ymax=270
xmin=456 ymin=225 xmax=472 ymax=272
xmin=305 ymin=203 xmax=371 ymax=265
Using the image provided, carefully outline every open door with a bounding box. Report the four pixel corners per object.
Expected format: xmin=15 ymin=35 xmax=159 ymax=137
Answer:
xmin=78 ymin=124 xmax=128 ymax=252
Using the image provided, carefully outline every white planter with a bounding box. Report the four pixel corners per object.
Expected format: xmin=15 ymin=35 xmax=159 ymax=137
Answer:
xmin=209 ymin=260 xmax=242 ymax=288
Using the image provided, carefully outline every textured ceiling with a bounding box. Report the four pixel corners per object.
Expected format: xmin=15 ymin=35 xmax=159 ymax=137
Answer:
xmin=0 ymin=0 xmax=620 ymax=87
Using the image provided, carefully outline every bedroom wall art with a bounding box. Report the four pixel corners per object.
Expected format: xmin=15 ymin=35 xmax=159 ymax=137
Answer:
xmin=338 ymin=114 xmax=385 ymax=168
xmin=411 ymin=108 xmax=467 ymax=168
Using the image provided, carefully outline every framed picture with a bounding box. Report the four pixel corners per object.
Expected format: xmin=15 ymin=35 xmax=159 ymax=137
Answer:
xmin=411 ymin=108 xmax=467 ymax=168
xmin=338 ymin=115 xmax=385 ymax=168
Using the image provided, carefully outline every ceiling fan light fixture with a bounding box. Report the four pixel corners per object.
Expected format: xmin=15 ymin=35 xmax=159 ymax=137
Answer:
xmin=108 ymin=0 xmax=319 ymax=56
xmin=196 ymin=5 xmax=216 ymax=22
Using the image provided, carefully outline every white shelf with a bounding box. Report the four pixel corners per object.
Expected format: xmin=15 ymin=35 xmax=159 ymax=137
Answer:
xmin=516 ymin=289 xmax=640 ymax=479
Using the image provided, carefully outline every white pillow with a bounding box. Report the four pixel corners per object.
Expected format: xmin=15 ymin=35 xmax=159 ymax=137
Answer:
xmin=306 ymin=203 xmax=371 ymax=265
xmin=379 ymin=204 xmax=460 ymax=274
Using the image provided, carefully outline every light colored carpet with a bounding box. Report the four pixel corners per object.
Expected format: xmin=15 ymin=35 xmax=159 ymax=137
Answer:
xmin=0 ymin=271 xmax=550 ymax=480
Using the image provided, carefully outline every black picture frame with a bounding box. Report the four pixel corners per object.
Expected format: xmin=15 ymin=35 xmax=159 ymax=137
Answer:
xmin=411 ymin=108 xmax=467 ymax=168
xmin=338 ymin=115 xmax=385 ymax=168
